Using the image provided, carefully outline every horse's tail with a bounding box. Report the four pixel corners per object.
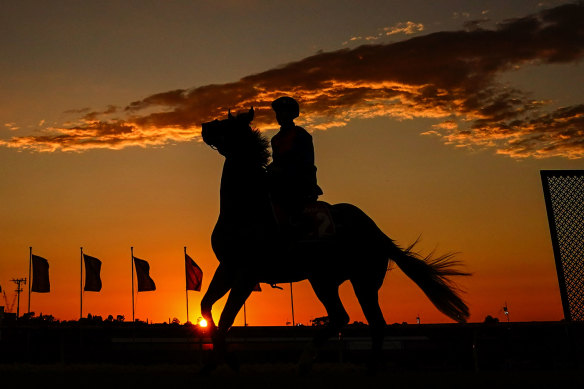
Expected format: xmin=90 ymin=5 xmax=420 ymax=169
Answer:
xmin=386 ymin=237 xmax=470 ymax=323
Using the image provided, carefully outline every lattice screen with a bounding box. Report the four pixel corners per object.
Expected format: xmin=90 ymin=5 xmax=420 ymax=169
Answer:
xmin=541 ymin=170 xmax=584 ymax=322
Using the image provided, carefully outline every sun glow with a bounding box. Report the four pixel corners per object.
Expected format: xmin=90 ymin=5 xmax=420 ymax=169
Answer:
xmin=199 ymin=319 xmax=208 ymax=328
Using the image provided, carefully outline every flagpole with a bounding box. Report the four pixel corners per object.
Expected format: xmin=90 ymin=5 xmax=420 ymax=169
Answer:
xmin=290 ymin=282 xmax=295 ymax=326
xmin=80 ymin=247 xmax=83 ymax=320
xmin=28 ymin=247 xmax=32 ymax=314
xmin=184 ymin=247 xmax=189 ymax=324
xmin=186 ymin=289 xmax=189 ymax=324
xmin=131 ymin=246 xmax=135 ymax=322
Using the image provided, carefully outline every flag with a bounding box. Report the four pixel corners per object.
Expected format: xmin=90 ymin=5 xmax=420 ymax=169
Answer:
xmin=185 ymin=253 xmax=203 ymax=291
xmin=253 ymin=283 xmax=262 ymax=292
xmin=83 ymin=254 xmax=102 ymax=292
xmin=31 ymin=254 xmax=50 ymax=293
xmin=133 ymin=256 xmax=156 ymax=292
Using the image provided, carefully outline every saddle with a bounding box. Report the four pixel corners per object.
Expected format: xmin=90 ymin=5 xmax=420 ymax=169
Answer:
xmin=302 ymin=201 xmax=336 ymax=240
xmin=272 ymin=200 xmax=336 ymax=241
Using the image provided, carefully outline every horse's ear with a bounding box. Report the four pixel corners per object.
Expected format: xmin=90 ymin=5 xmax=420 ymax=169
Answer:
xmin=228 ymin=109 xmax=234 ymax=119
xmin=237 ymin=107 xmax=254 ymax=123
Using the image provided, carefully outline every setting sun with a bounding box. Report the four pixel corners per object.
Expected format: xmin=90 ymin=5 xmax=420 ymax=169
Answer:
xmin=199 ymin=319 xmax=208 ymax=328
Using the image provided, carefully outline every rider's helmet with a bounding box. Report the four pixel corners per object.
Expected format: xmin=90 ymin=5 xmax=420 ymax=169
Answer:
xmin=271 ymin=96 xmax=300 ymax=120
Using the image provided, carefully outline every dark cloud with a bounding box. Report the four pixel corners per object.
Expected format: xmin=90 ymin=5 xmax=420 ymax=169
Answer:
xmin=63 ymin=107 xmax=91 ymax=114
xmin=82 ymin=105 xmax=120 ymax=121
xmin=463 ymin=18 xmax=490 ymax=31
xmin=2 ymin=2 xmax=583 ymax=157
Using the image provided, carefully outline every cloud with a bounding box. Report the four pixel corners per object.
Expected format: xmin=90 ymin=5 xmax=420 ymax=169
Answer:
xmin=4 ymin=123 xmax=20 ymax=131
xmin=463 ymin=18 xmax=490 ymax=31
xmin=63 ymin=107 xmax=92 ymax=114
xmin=1 ymin=120 xmax=196 ymax=152
xmin=344 ymin=21 xmax=424 ymax=44
xmin=383 ymin=21 xmax=425 ymax=36
xmin=1 ymin=2 xmax=583 ymax=158
xmin=445 ymin=104 xmax=584 ymax=159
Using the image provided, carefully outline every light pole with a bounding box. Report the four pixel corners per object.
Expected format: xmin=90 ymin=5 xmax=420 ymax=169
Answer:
xmin=10 ymin=278 xmax=26 ymax=319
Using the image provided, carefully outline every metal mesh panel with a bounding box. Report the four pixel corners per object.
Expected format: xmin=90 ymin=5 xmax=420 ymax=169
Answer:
xmin=541 ymin=170 xmax=584 ymax=321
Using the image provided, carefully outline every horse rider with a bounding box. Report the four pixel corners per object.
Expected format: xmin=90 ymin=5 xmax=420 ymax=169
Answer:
xmin=267 ymin=96 xmax=323 ymax=232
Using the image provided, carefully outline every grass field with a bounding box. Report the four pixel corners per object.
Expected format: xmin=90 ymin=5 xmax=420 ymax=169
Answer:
xmin=1 ymin=363 xmax=583 ymax=389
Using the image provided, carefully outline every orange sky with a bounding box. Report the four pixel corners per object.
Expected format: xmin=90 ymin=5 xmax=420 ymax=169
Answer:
xmin=1 ymin=119 xmax=575 ymax=325
xmin=1 ymin=1 xmax=582 ymax=325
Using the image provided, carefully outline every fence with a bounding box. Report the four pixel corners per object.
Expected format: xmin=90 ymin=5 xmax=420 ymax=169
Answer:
xmin=541 ymin=170 xmax=584 ymax=321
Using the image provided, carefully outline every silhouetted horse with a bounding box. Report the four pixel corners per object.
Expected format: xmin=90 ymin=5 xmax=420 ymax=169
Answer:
xmin=200 ymin=108 xmax=469 ymax=371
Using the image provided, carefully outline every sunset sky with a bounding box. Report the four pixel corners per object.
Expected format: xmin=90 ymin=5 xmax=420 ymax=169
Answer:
xmin=1 ymin=0 xmax=583 ymax=326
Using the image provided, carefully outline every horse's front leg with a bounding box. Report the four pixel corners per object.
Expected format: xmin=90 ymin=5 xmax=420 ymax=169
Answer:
xmin=199 ymin=263 xmax=234 ymax=375
xmin=217 ymin=282 xmax=255 ymax=332
xmin=211 ymin=281 xmax=255 ymax=370
xmin=201 ymin=263 xmax=233 ymax=335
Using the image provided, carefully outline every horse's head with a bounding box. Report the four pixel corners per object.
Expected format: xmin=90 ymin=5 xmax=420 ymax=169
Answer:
xmin=201 ymin=108 xmax=270 ymax=167
xmin=202 ymin=108 xmax=255 ymax=156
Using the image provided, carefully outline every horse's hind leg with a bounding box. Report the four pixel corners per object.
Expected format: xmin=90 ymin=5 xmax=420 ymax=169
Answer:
xmin=300 ymin=279 xmax=349 ymax=372
xmin=352 ymin=278 xmax=386 ymax=371
xmin=310 ymin=279 xmax=350 ymax=345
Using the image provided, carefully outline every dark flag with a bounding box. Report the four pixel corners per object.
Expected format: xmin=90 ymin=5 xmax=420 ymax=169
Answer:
xmin=133 ymin=256 xmax=156 ymax=292
xmin=31 ymin=254 xmax=50 ymax=293
xmin=83 ymin=254 xmax=102 ymax=292
xmin=253 ymin=283 xmax=262 ymax=292
xmin=185 ymin=253 xmax=203 ymax=291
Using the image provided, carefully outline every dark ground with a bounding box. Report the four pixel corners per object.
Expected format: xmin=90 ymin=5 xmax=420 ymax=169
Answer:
xmin=1 ymin=363 xmax=583 ymax=389
xmin=1 ymin=321 xmax=583 ymax=388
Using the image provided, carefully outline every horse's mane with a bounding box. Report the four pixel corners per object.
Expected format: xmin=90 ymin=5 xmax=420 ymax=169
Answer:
xmin=248 ymin=127 xmax=271 ymax=169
